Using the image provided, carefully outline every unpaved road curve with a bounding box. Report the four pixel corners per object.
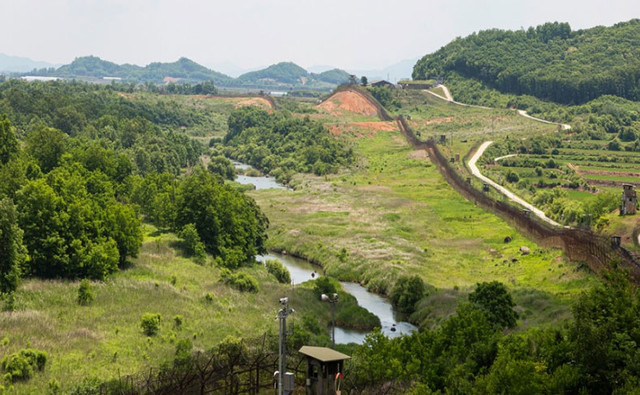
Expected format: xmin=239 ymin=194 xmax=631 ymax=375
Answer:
xmin=424 ymin=85 xmax=572 ymax=130
xmin=468 ymin=141 xmax=562 ymax=227
xmin=517 ymin=110 xmax=571 ymax=130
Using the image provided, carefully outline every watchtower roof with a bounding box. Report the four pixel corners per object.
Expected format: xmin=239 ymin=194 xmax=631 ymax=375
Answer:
xmin=298 ymin=346 xmax=350 ymax=363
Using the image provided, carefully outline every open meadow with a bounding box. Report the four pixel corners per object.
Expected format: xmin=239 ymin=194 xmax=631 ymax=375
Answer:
xmin=248 ymin=89 xmax=599 ymax=329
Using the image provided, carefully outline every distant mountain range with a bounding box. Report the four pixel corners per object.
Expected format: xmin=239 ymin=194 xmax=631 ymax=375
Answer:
xmin=8 ymin=55 xmax=355 ymax=91
xmin=0 ymin=53 xmax=58 ymax=73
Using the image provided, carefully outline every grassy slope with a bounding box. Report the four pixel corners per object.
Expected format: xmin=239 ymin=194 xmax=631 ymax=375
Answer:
xmin=2 ymin=222 xmax=370 ymax=393
xmin=250 ymin=91 xmax=598 ymax=330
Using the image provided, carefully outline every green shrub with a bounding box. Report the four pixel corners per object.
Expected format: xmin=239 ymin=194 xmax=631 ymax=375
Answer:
xmin=390 ymin=275 xmax=426 ymax=315
xmin=174 ymin=338 xmax=193 ymax=366
xmin=140 ymin=313 xmax=162 ymax=336
xmin=313 ymin=276 xmax=338 ymax=300
xmin=173 ymin=315 xmax=183 ymax=329
xmin=220 ymin=269 xmax=259 ymax=293
xmin=1 ymin=348 xmax=48 ymax=382
xmin=506 ymin=170 xmax=520 ymax=183
xmin=77 ymin=279 xmax=94 ymax=306
xmin=264 ymin=259 xmax=291 ymax=284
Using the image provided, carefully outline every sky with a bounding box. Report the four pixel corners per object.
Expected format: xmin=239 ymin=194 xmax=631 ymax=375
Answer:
xmin=2 ymin=0 xmax=640 ymax=73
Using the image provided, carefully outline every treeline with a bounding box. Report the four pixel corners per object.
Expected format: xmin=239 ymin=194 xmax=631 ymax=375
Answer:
xmin=220 ymin=106 xmax=354 ymax=182
xmin=0 ymin=80 xmax=268 ymax=294
xmin=348 ymin=273 xmax=640 ymax=394
xmin=34 ymin=56 xmax=234 ymax=86
xmin=414 ymin=19 xmax=640 ymax=105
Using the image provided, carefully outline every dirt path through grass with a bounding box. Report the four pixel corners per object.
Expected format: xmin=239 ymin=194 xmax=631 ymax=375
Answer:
xmin=468 ymin=141 xmax=563 ymax=227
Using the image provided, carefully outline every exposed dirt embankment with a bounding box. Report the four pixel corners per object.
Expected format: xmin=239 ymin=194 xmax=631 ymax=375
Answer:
xmin=234 ymin=97 xmax=274 ymax=110
xmin=318 ymin=90 xmax=379 ymax=116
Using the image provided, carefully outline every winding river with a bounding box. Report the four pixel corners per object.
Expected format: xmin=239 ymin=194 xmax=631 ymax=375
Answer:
xmin=235 ymin=163 xmax=418 ymax=344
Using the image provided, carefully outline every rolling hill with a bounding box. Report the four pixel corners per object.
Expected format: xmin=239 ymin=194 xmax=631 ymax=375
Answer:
xmin=413 ymin=19 xmax=640 ymax=105
xmin=27 ymin=57 xmax=351 ymax=90
xmin=49 ymin=56 xmax=235 ymax=85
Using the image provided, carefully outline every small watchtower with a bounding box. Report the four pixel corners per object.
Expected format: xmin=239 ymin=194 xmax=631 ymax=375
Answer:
xmin=620 ymin=184 xmax=637 ymax=215
xmin=299 ymin=346 xmax=350 ymax=395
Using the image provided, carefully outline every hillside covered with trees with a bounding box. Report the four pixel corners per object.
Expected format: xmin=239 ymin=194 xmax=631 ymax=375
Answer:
xmin=413 ymin=19 xmax=640 ymax=105
xmin=27 ymin=57 xmax=351 ymax=90
xmin=0 ymin=79 xmax=268 ymax=288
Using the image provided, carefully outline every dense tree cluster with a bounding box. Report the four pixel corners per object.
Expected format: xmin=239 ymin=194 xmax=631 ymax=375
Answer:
xmin=414 ymin=19 xmax=640 ymax=105
xmin=0 ymin=80 xmax=269 ymax=286
xmin=32 ymin=56 xmax=233 ymax=86
xmin=222 ymin=106 xmax=354 ymax=182
xmin=348 ymin=274 xmax=640 ymax=393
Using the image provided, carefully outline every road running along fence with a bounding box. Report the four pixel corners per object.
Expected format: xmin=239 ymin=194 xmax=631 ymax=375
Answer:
xmin=394 ymin=116 xmax=640 ymax=283
xmin=97 ymin=333 xmax=306 ymax=395
xmin=324 ymin=86 xmax=640 ymax=282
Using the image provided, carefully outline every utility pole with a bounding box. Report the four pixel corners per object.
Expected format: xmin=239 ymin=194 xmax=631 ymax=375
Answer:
xmin=321 ymin=293 xmax=339 ymax=348
xmin=277 ymin=297 xmax=294 ymax=395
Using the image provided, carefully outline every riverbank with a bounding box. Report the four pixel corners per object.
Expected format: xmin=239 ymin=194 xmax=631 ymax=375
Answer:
xmin=246 ymin=105 xmax=597 ymax=331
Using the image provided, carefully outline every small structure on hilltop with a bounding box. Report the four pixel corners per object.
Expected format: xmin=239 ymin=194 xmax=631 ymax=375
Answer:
xmin=620 ymin=184 xmax=637 ymax=215
xmin=371 ymin=80 xmax=396 ymax=89
xmin=398 ymin=80 xmax=435 ymax=90
xmin=299 ymin=346 xmax=350 ymax=395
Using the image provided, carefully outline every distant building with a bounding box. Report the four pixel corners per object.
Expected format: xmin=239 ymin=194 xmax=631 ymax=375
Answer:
xmin=103 ymin=76 xmax=122 ymax=81
xmin=620 ymin=184 xmax=637 ymax=215
xmin=370 ymin=80 xmax=396 ymax=89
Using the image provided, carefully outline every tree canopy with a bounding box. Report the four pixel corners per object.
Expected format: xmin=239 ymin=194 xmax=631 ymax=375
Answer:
xmin=414 ymin=19 xmax=640 ymax=105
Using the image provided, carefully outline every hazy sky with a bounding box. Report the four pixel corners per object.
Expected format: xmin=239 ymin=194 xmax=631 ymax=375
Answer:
xmin=3 ymin=0 xmax=640 ymax=71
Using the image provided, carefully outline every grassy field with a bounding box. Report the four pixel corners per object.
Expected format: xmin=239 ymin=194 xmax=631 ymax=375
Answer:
xmin=0 ymin=89 xmax=614 ymax=392
xmin=248 ymin=94 xmax=598 ymax=330
xmin=0 ymin=223 xmax=371 ymax=393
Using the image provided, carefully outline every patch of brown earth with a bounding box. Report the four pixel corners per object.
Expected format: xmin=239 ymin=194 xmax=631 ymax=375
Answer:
xmin=318 ymin=91 xmax=378 ymax=116
xmin=235 ymin=97 xmax=273 ymax=110
xmin=408 ymin=150 xmax=428 ymax=160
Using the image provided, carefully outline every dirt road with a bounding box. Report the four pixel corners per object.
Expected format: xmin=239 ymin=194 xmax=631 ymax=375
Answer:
xmin=468 ymin=141 xmax=562 ymax=227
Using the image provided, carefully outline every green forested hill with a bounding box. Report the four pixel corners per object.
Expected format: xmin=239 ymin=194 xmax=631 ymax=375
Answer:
xmin=413 ymin=19 xmax=640 ymax=104
xmin=52 ymin=56 xmax=235 ymax=85
xmin=237 ymin=62 xmax=308 ymax=84
xmin=236 ymin=62 xmax=350 ymax=87
xmin=33 ymin=57 xmax=350 ymax=89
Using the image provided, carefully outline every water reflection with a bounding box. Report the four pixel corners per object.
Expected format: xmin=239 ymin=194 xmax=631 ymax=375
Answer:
xmin=233 ymin=161 xmax=290 ymax=190
xmin=258 ymin=252 xmax=417 ymax=344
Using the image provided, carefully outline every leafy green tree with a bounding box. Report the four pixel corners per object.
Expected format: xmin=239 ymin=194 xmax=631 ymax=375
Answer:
xmin=178 ymin=223 xmax=206 ymax=263
xmin=569 ymin=271 xmax=640 ymax=393
xmin=16 ymin=164 xmax=140 ymax=279
xmin=360 ymin=76 xmax=368 ymax=86
xmin=25 ymin=126 xmax=68 ymax=173
xmin=390 ymin=275 xmax=425 ymax=314
xmin=207 ymin=155 xmax=235 ymax=180
xmin=0 ymin=114 xmax=18 ymax=165
xmin=469 ymin=281 xmax=518 ymax=329
xmin=0 ymin=198 xmax=26 ymax=294
xmin=176 ymin=168 xmax=268 ymax=266
xmin=106 ymin=203 xmax=142 ymax=267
